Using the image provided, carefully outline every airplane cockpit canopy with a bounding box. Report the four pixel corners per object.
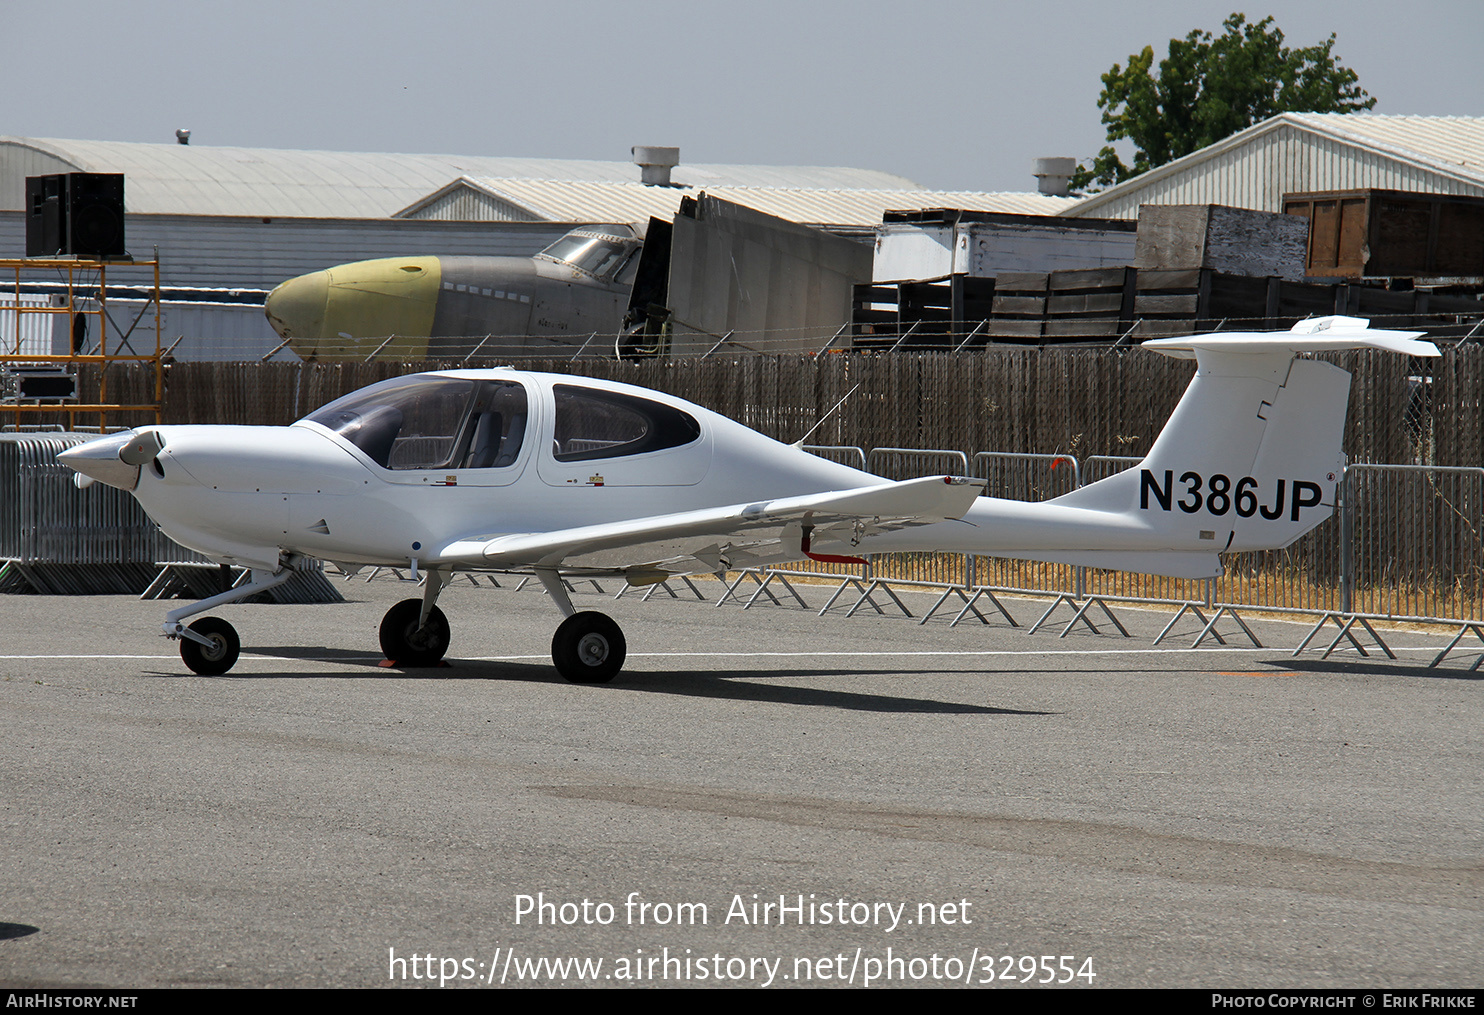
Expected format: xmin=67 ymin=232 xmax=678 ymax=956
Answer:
xmin=538 ymin=225 xmax=642 ymax=283
xmin=299 ymin=373 xmax=700 ymax=472
xmin=300 ymin=374 xmax=528 ymax=471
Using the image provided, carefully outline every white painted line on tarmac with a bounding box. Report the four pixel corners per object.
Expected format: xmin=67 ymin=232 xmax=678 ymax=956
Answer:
xmin=466 ymin=646 xmax=1447 ymax=661
xmin=0 ymin=653 xmax=381 ymax=662
xmin=0 ymin=645 xmax=1451 ymax=664
xmin=1 ymin=654 xmax=182 ymax=660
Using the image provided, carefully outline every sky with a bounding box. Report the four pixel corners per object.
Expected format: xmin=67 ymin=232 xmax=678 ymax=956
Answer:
xmin=4 ymin=0 xmax=1481 ymax=194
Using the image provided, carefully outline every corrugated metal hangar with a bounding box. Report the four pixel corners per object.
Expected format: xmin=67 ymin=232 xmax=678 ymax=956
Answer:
xmin=7 ymin=114 xmax=1480 ymax=290
xmin=0 ymin=136 xmax=1078 ymax=289
xmin=2 ymin=115 xmax=1482 ymax=361
xmin=0 ymin=137 xmax=928 ymax=216
xmin=1063 ymin=113 xmax=1484 ymax=219
xmin=0 ymin=136 xmax=1084 ymax=359
xmin=868 ymin=115 xmax=1484 ymax=349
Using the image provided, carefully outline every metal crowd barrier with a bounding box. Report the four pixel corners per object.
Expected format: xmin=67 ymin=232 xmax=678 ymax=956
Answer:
xmin=801 ymin=445 xmax=868 ymax=471
xmin=1297 ymin=463 xmax=1484 ymax=666
xmin=1342 ymin=464 xmax=1484 ymax=620
xmin=867 ymin=447 xmax=970 ymax=585
xmin=970 ymin=451 xmax=1081 ymax=594
xmin=702 ymin=450 xmax=1484 ymax=665
xmin=0 ymin=433 xmax=339 ymax=602
xmin=141 ymin=562 xmax=343 ymax=604
xmin=0 ymin=433 xmax=163 ymax=593
xmin=0 ymin=434 xmax=155 ymax=563
xmin=14 ymin=424 xmax=1484 ymax=663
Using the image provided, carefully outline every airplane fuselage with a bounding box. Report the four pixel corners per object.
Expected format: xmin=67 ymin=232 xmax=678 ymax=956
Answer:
xmin=58 ymin=320 xmax=1437 ymax=680
xmin=69 ymin=369 xmax=1246 ymax=579
xmin=264 ymin=227 xmax=643 ymax=361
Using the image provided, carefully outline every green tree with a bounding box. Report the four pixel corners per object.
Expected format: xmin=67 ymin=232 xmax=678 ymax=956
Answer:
xmin=1073 ymin=13 xmax=1375 ymax=192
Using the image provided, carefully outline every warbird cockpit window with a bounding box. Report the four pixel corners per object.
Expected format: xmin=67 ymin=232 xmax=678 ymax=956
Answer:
xmin=552 ymin=384 xmax=700 ymax=462
xmin=539 ymin=233 xmax=637 ymax=280
xmin=302 ymin=375 xmax=529 ymax=471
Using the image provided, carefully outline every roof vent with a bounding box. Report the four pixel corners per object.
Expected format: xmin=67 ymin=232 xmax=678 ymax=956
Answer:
xmin=175 ymin=129 xmax=191 ymax=145
xmin=632 ymin=146 xmax=680 ymax=187
xmin=1033 ymin=157 xmax=1076 ymax=196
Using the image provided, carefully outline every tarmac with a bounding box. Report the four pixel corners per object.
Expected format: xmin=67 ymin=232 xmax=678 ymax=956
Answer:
xmin=1 ymin=574 xmax=1480 ymax=989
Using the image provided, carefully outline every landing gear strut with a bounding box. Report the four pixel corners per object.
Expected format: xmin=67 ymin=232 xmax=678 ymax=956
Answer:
xmin=379 ymin=599 xmax=451 ymax=666
xmin=379 ymin=569 xmax=453 ymax=666
xmin=537 ymin=568 xmax=627 ymax=683
xmin=164 ymin=564 xmax=296 ymax=676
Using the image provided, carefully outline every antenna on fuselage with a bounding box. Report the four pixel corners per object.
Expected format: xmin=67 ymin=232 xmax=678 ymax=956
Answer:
xmin=792 ymin=383 xmax=860 ymax=449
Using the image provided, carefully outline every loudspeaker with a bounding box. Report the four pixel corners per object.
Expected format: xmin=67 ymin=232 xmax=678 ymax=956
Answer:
xmin=25 ymin=175 xmax=64 ymax=256
xmin=26 ymin=173 xmax=126 ymax=258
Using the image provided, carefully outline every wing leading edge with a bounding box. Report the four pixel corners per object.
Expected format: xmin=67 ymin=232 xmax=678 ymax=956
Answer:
xmin=436 ymin=475 xmax=984 ymax=583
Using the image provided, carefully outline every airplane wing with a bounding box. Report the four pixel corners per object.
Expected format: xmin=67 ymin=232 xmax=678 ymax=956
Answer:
xmin=436 ymin=475 xmax=984 ymax=583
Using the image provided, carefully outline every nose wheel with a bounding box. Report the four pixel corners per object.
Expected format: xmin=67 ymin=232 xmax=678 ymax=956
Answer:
xmin=179 ymin=617 xmax=240 ymax=676
xmin=380 ymin=598 xmax=452 ymax=667
xmin=163 ymin=565 xmax=297 ymax=676
xmin=551 ymin=611 xmax=626 ymax=683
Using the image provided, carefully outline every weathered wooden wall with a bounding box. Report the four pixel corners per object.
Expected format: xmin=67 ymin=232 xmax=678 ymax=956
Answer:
xmin=44 ymin=348 xmax=1467 ymax=468
xmin=59 ymin=346 xmax=1466 ymax=469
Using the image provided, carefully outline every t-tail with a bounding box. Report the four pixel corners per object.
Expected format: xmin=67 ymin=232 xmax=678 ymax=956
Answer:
xmin=870 ymin=317 xmax=1439 ymax=579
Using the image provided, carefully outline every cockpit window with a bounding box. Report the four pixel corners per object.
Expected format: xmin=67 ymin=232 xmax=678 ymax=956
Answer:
xmin=539 ymin=235 xmax=635 ymax=278
xmin=302 ymin=375 xmax=528 ymax=471
xmin=552 ymin=384 xmax=700 ymax=462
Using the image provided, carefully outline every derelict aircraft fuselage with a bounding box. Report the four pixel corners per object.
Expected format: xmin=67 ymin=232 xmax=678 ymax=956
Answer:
xmin=60 ymin=317 xmax=1437 ymax=682
xmin=263 ymin=226 xmax=643 ymax=361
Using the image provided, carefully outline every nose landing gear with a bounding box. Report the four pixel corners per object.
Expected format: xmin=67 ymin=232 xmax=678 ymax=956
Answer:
xmin=164 ymin=565 xmax=296 ymax=676
xmin=179 ymin=617 xmax=240 ymax=676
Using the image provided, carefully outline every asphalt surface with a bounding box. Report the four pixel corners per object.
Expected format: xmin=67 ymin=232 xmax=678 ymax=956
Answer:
xmin=1 ymin=574 xmax=1480 ymax=989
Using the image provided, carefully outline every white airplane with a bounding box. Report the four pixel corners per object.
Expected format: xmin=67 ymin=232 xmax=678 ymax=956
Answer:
xmin=59 ymin=316 xmax=1435 ymax=682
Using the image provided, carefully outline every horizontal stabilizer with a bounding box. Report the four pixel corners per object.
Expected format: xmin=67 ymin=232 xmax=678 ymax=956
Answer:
xmin=1144 ymin=316 xmax=1438 ymax=360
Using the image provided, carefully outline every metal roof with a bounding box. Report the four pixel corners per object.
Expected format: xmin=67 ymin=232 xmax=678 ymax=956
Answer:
xmin=1297 ymin=114 xmax=1484 ymax=184
xmin=397 ymin=176 xmax=1081 ymax=227
xmin=0 ymin=136 xmax=929 ymax=218
xmin=1065 ymin=114 xmax=1484 ymax=219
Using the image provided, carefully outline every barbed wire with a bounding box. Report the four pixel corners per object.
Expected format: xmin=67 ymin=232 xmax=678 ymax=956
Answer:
xmin=172 ymin=309 xmax=1484 ymax=364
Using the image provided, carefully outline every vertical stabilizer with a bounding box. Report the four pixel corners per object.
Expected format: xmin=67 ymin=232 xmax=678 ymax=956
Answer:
xmin=1051 ymin=318 xmax=1437 ymax=554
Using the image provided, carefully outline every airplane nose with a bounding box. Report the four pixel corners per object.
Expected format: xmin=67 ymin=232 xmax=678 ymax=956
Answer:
xmin=265 ymin=270 xmax=330 ymax=340
xmin=57 ymin=432 xmax=143 ymax=492
xmin=265 ymin=258 xmax=441 ymax=361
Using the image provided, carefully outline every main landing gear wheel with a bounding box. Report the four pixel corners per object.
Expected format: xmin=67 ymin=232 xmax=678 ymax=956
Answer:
xmin=379 ymin=598 xmax=451 ymax=667
xmin=180 ymin=616 xmax=240 ymax=676
xmin=551 ymin=611 xmax=626 ymax=684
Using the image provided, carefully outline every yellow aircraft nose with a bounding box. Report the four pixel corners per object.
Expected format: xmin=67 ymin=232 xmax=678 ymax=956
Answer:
xmin=265 ymin=270 xmax=329 ymax=340
xmin=266 ymin=258 xmax=442 ymax=360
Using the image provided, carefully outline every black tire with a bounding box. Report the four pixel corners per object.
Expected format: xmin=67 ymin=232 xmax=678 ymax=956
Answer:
xmin=379 ymin=598 xmax=451 ymax=667
xmin=551 ymin=611 xmax=626 ymax=684
xmin=180 ymin=617 xmax=240 ymax=676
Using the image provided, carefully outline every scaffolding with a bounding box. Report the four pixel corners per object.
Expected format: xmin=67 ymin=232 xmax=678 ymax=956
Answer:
xmin=1 ymin=257 xmax=163 ymax=430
